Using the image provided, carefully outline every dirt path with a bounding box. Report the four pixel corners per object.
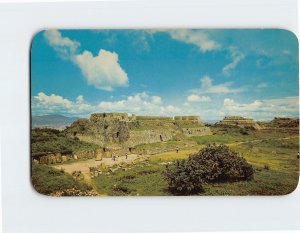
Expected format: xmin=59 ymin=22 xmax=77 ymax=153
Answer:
xmin=52 ymin=154 xmax=139 ymax=183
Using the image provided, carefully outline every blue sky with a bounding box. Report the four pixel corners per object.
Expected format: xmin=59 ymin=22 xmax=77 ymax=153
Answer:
xmin=31 ymin=29 xmax=299 ymax=120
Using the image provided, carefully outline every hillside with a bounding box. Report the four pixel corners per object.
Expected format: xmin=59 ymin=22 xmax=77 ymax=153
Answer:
xmin=32 ymin=114 xmax=79 ymax=129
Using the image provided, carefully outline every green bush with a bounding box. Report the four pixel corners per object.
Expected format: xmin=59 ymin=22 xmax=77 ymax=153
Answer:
xmin=163 ymin=144 xmax=254 ymax=195
xmin=163 ymin=159 xmax=204 ymax=195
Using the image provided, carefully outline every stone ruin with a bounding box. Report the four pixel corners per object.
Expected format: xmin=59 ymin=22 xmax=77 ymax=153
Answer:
xmin=64 ymin=112 xmax=212 ymax=156
xmin=33 ymin=113 xmax=212 ymax=165
xmin=216 ymin=116 xmax=262 ymax=130
xmin=32 ymin=150 xmax=97 ymax=165
xmin=268 ymin=117 xmax=299 ymax=128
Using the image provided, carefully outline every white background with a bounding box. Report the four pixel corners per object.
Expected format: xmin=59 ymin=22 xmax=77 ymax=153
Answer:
xmin=0 ymin=1 xmax=299 ymax=233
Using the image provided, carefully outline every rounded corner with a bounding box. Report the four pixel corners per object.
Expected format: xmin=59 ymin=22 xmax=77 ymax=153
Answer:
xmin=281 ymin=176 xmax=300 ymax=196
xmin=30 ymin=177 xmax=54 ymax=198
xmin=30 ymin=29 xmax=46 ymax=53
xmin=276 ymin=28 xmax=299 ymax=45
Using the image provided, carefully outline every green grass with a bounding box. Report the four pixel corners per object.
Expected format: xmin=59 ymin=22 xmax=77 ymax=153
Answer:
xmin=201 ymin=167 xmax=298 ymax=195
xmin=191 ymin=134 xmax=247 ymax=145
xmin=92 ymin=134 xmax=299 ymax=196
xmin=32 ymin=164 xmax=92 ymax=195
xmin=32 ymin=126 xmax=299 ymax=196
xmin=92 ymin=162 xmax=168 ymax=196
xmin=191 ymin=126 xmax=298 ymax=146
xmin=92 ymin=160 xmax=298 ymax=196
xmin=135 ymin=140 xmax=193 ymax=151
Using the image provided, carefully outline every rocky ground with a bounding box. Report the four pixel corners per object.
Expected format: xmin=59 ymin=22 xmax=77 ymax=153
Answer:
xmin=52 ymin=154 xmax=140 ymax=183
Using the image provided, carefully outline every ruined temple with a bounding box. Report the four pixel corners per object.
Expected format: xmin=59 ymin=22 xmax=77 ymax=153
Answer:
xmin=216 ymin=116 xmax=262 ymax=130
xmin=65 ymin=113 xmax=211 ymax=156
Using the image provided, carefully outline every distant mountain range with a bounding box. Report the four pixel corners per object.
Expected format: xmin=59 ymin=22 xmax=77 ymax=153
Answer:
xmin=31 ymin=114 xmax=79 ymax=129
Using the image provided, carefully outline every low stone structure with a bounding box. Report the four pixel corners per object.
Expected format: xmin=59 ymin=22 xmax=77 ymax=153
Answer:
xmin=35 ymin=150 xmax=97 ymax=165
xmin=217 ymin=116 xmax=261 ymax=130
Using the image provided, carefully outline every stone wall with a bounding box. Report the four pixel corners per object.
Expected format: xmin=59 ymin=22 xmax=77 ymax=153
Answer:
xmin=136 ymin=116 xmax=173 ymax=121
xmin=182 ymin=127 xmax=212 ymax=137
xmin=35 ymin=150 xmax=96 ymax=165
xmin=127 ymin=130 xmax=174 ymax=147
xmin=174 ymin=115 xmax=200 ymax=121
xmin=90 ymin=113 xmax=129 ymax=122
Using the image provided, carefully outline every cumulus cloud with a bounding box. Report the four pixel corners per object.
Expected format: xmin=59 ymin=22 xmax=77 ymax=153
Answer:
xmin=44 ymin=30 xmax=129 ymax=91
xmin=33 ymin=91 xmax=181 ymax=116
xmin=74 ymin=50 xmax=129 ymax=91
xmin=34 ymin=92 xmax=72 ymax=107
xmin=190 ymin=75 xmax=244 ymax=95
xmin=223 ymin=96 xmax=299 ymax=119
xmin=187 ymin=94 xmax=211 ymax=102
xmin=44 ymin=30 xmax=80 ymax=59
xmin=98 ymin=92 xmax=180 ymax=115
xmin=32 ymin=92 xmax=95 ymax=116
xmin=222 ymin=46 xmax=245 ymax=76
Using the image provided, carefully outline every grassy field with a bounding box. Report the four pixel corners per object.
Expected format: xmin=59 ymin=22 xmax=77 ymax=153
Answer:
xmin=32 ymin=126 xmax=299 ymax=196
xmin=92 ymin=128 xmax=299 ymax=196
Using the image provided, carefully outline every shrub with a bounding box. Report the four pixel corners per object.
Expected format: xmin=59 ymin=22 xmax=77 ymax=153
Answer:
xmin=163 ymin=144 xmax=254 ymax=195
xmin=263 ymin=164 xmax=269 ymax=170
xmin=163 ymin=160 xmax=204 ymax=195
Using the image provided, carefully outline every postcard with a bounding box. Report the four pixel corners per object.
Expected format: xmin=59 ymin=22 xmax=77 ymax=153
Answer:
xmin=31 ymin=29 xmax=299 ymax=196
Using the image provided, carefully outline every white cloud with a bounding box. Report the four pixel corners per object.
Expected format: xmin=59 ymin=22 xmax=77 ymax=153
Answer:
xmin=44 ymin=30 xmax=129 ymax=91
xmin=131 ymin=31 xmax=151 ymax=52
xmin=257 ymin=83 xmax=268 ymax=89
xmin=32 ymin=92 xmax=95 ymax=116
xmin=223 ymin=96 xmax=299 ymax=119
xmin=222 ymin=46 xmax=245 ymax=76
xmin=168 ymin=29 xmax=220 ymax=52
xmin=146 ymin=29 xmax=220 ymax=52
xmin=190 ymin=75 xmax=244 ymax=95
xmin=44 ymin=30 xmax=80 ymax=59
xmin=165 ymin=105 xmax=180 ymax=113
xmin=34 ymin=92 xmax=72 ymax=107
xmin=74 ymin=50 xmax=129 ymax=91
xmin=151 ymin=96 xmax=162 ymax=105
xmin=187 ymin=94 xmax=211 ymax=102
xmin=76 ymin=95 xmax=84 ymax=103
xmin=98 ymin=92 xmax=180 ymax=115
